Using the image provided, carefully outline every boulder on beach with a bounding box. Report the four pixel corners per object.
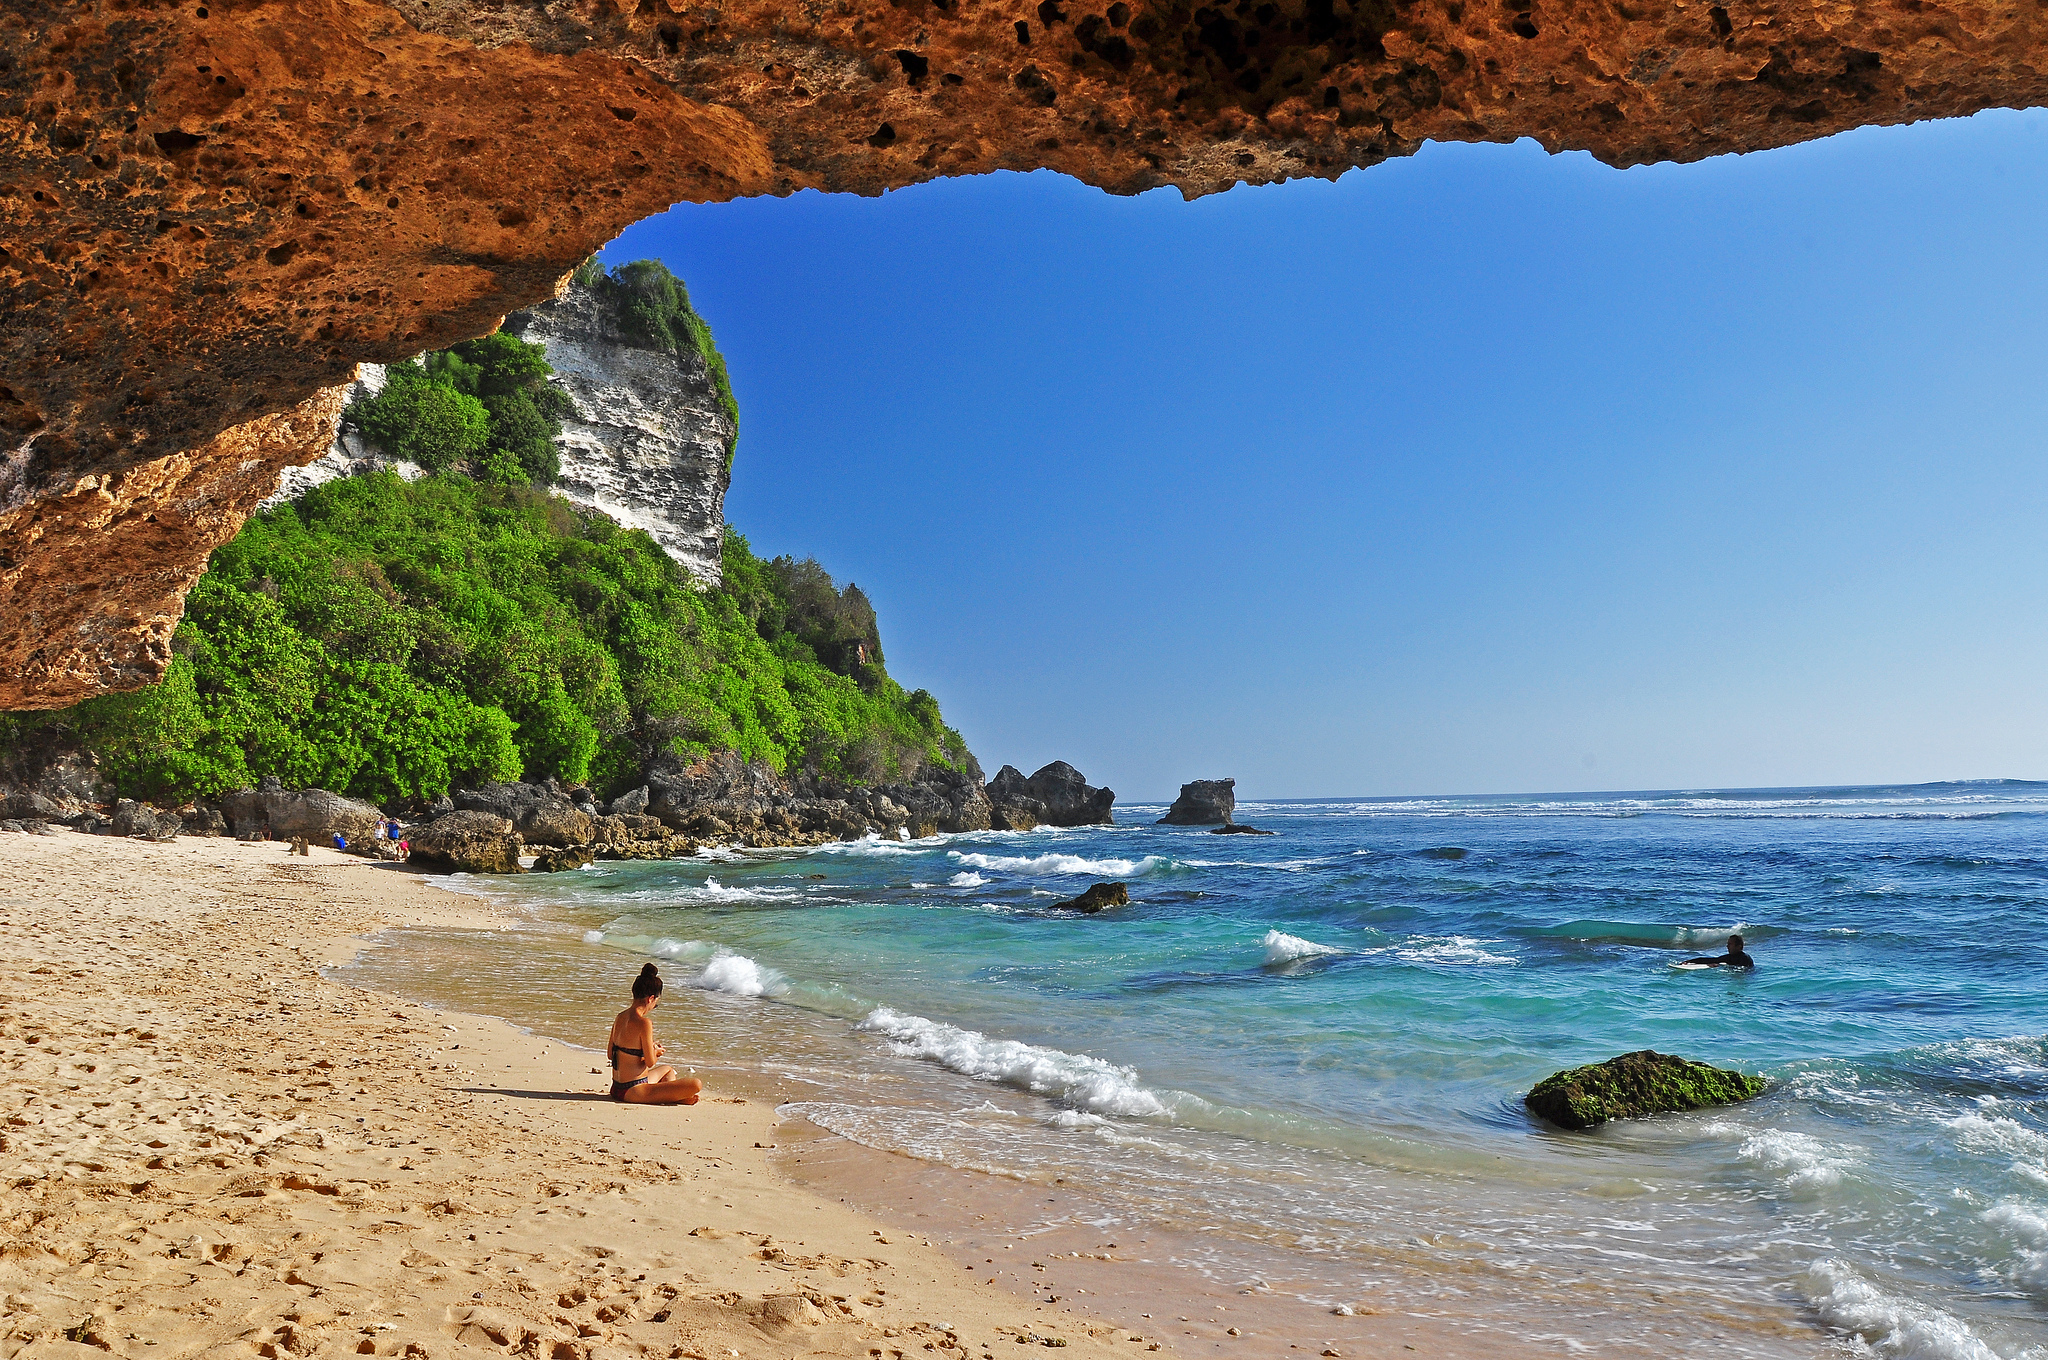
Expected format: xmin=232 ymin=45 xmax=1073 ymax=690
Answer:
xmin=455 ymin=781 xmax=594 ymax=847
xmin=408 ymin=810 xmax=522 ymax=874
xmin=112 ymin=799 xmax=179 ymax=839
xmin=529 ymin=844 xmax=596 ymax=873
xmin=985 ymin=762 xmax=1115 ymax=829
xmin=220 ymin=781 xmax=384 ymax=845
xmin=1049 ymin=881 xmax=1129 ymax=913
xmin=1158 ymin=778 xmax=1235 ymax=826
xmin=1524 ymin=1050 xmax=1766 ymax=1130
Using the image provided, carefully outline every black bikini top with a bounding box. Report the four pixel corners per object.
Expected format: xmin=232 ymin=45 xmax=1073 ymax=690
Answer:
xmin=608 ymin=1042 xmax=644 ymax=1070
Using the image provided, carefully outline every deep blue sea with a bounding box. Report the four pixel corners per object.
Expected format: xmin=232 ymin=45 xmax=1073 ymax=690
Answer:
xmin=342 ymin=781 xmax=2048 ymax=1360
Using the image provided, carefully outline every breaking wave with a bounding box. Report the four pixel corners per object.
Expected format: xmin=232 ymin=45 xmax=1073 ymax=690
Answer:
xmin=857 ymin=1006 xmax=1167 ymax=1118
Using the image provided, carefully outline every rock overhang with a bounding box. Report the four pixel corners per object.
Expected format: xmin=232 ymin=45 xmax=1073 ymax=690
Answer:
xmin=4 ymin=0 xmax=2045 ymax=707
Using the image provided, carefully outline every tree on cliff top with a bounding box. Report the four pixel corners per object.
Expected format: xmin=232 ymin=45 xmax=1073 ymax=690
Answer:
xmin=574 ymin=256 xmax=740 ymax=466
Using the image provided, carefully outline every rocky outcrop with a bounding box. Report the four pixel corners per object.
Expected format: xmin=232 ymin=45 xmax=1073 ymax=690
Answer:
xmin=503 ymin=278 xmax=734 ymax=583
xmin=1158 ymin=778 xmax=1235 ymax=826
xmin=986 ymin=762 xmax=1115 ymax=829
xmin=219 ymin=781 xmax=384 ymax=845
xmin=1525 ymin=1050 xmax=1767 ymax=1130
xmin=454 ymin=781 xmax=595 ymax=847
xmin=111 ymin=799 xmax=179 ymax=840
xmin=641 ymin=750 xmax=994 ymax=844
xmin=1049 ymin=882 xmax=1129 ymax=913
xmin=8 ymin=0 xmax=2044 ymax=709
xmin=408 ymin=810 xmax=523 ymax=875
xmin=1213 ymin=823 xmax=1274 ymax=835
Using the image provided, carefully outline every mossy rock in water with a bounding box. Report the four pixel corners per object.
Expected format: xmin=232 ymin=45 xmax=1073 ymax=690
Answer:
xmin=1525 ymin=1049 xmax=1765 ymax=1130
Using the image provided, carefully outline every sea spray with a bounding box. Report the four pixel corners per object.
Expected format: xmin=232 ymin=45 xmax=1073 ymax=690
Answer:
xmin=1261 ymin=930 xmax=1345 ymax=966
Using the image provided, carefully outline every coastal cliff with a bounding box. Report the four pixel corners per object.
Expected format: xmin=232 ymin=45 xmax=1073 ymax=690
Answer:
xmin=502 ymin=269 xmax=736 ymax=585
xmin=264 ymin=265 xmax=735 ymax=584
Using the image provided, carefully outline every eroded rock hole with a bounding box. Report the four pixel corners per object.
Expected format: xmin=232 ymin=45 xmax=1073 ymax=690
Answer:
xmin=1511 ymin=17 xmax=1538 ymax=36
xmin=264 ymin=241 xmax=299 ymax=266
xmin=1013 ymin=63 xmax=1058 ymax=103
xmin=151 ymin=129 xmax=205 ymax=154
xmin=1015 ymin=19 xmax=1032 ymax=42
xmin=657 ymin=22 xmax=681 ymax=52
xmin=609 ymin=104 xmax=639 ymax=120
xmin=1039 ymin=0 xmax=1068 ymax=22
xmin=1323 ymin=84 xmax=1340 ymax=105
xmin=1708 ymin=5 xmax=1731 ymax=34
xmin=894 ymin=49 xmax=930 ymax=82
xmin=867 ymin=121 xmax=897 ymax=145
xmin=1108 ymin=1 xmax=1130 ymax=22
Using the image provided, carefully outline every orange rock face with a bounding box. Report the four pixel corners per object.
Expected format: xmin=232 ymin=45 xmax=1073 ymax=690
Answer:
xmin=3 ymin=0 xmax=2043 ymax=706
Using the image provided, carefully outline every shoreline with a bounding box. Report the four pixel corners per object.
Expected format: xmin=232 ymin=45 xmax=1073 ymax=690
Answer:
xmin=0 ymin=832 xmax=1204 ymax=1360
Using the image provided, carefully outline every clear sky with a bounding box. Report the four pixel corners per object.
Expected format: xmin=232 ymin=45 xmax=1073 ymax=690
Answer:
xmin=599 ymin=109 xmax=2048 ymax=803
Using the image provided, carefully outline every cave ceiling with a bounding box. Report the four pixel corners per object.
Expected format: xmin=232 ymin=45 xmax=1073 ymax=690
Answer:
xmin=2 ymin=0 xmax=2043 ymax=707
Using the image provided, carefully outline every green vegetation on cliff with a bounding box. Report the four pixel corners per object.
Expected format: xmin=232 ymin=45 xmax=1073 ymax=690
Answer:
xmin=1 ymin=475 xmax=970 ymax=807
xmin=352 ymin=331 xmax=571 ymax=485
xmin=573 ymin=257 xmax=739 ymax=462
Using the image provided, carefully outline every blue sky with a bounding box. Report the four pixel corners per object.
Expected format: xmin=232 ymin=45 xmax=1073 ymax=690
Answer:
xmin=600 ymin=109 xmax=2048 ymax=802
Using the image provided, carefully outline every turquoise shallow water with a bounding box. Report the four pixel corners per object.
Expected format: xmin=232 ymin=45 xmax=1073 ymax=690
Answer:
xmin=343 ymin=781 xmax=2048 ymax=1359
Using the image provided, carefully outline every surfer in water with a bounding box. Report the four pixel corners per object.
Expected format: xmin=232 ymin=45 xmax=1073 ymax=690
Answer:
xmin=1683 ymin=934 xmax=1755 ymax=969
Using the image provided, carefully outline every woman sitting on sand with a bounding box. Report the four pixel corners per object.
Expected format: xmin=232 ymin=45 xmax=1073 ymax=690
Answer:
xmin=607 ymin=964 xmax=703 ymax=1104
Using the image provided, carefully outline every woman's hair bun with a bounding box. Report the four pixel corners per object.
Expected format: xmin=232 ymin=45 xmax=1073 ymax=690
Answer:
xmin=639 ymin=962 xmax=659 ymax=977
xmin=632 ymin=961 xmax=664 ymax=999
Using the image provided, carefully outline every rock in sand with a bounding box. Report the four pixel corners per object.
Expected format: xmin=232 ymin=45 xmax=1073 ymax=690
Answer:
xmin=408 ymin=811 xmax=522 ymax=874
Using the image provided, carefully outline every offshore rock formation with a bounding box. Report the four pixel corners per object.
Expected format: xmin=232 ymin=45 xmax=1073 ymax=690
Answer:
xmin=1158 ymin=777 xmax=1235 ymax=825
xmin=1525 ymin=1049 xmax=1767 ymax=1129
xmin=986 ymin=761 xmax=1116 ymax=828
xmin=7 ymin=0 xmax=2045 ymax=703
xmin=504 ymin=276 xmax=734 ymax=583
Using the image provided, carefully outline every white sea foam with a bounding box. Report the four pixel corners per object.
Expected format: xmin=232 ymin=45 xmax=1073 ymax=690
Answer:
xmin=1983 ymin=1202 xmax=2048 ymax=1294
xmin=1725 ymin=1125 xmax=1862 ymax=1193
xmin=948 ymin=851 xmax=1170 ymax=878
xmin=688 ymin=950 xmax=787 ymax=998
xmin=582 ymin=929 xmax=606 ymax=944
xmin=821 ymin=832 xmax=951 ymax=858
xmin=1803 ymin=1259 xmax=2006 ymax=1360
xmin=857 ymin=1007 xmax=1168 ymax=1117
xmin=948 ymin=871 xmax=987 ymax=888
xmin=1383 ymin=936 xmax=1516 ymax=967
xmin=1261 ymin=930 xmax=1345 ymax=965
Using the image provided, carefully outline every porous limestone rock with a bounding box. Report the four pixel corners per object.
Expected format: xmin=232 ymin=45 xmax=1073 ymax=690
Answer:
xmin=1524 ymin=1049 xmax=1766 ymax=1130
xmin=986 ymin=762 xmax=1116 ymax=829
xmin=6 ymin=0 xmax=2044 ymax=706
xmin=408 ymin=810 xmax=522 ymax=875
xmin=1159 ymin=778 xmax=1235 ymax=826
xmin=1049 ymin=881 xmax=1130 ymax=913
xmin=504 ymin=277 xmax=735 ymax=583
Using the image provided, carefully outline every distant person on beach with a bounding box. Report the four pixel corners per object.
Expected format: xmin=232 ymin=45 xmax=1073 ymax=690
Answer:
xmin=1683 ymin=934 xmax=1755 ymax=969
xmin=606 ymin=964 xmax=703 ymax=1105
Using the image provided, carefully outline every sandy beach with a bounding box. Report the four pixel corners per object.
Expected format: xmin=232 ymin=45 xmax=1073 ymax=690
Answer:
xmin=0 ymin=833 xmax=1204 ymax=1360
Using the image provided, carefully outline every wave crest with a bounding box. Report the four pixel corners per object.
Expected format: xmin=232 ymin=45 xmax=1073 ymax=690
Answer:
xmin=857 ymin=1006 xmax=1167 ymax=1118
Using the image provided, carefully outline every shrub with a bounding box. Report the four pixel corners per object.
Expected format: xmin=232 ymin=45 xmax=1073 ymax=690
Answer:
xmin=16 ymin=477 xmax=975 ymax=806
xmin=352 ymin=363 xmax=489 ymax=472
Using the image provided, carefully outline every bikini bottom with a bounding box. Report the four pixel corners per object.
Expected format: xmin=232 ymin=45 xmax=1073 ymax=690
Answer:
xmin=609 ymin=1077 xmax=648 ymax=1101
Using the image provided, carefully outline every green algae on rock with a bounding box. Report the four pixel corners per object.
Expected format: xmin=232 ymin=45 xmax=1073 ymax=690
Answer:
xmin=1525 ymin=1050 xmax=1766 ymax=1130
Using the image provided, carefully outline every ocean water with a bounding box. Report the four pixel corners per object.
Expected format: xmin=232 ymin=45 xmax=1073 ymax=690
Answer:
xmin=340 ymin=781 xmax=2048 ymax=1360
